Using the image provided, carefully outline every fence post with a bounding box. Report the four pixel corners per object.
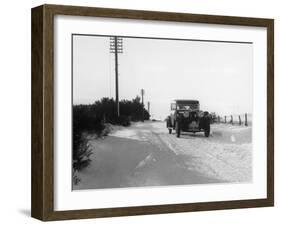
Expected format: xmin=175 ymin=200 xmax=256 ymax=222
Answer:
xmin=239 ymin=115 xmax=241 ymax=125
xmin=245 ymin=113 xmax=248 ymax=126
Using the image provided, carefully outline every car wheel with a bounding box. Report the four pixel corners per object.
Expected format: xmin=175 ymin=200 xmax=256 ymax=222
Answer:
xmin=204 ymin=123 xmax=210 ymax=137
xmin=166 ymin=117 xmax=170 ymax=127
xmin=176 ymin=121 xmax=181 ymax=138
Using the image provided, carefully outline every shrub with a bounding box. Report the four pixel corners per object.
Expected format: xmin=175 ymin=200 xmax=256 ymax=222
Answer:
xmin=73 ymin=96 xmax=150 ymax=130
xmin=117 ymin=115 xmax=131 ymax=127
xmin=73 ymin=135 xmax=93 ymax=171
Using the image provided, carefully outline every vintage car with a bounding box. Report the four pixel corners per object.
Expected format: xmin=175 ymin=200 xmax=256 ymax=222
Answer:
xmin=166 ymin=100 xmax=211 ymax=138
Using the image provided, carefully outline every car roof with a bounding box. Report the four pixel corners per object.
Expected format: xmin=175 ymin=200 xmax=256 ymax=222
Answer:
xmin=174 ymin=99 xmax=199 ymax=104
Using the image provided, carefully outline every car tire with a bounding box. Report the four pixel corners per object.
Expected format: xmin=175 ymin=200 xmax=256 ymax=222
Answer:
xmin=166 ymin=117 xmax=170 ymax=128
xmin=204 ymin=123 xmax=210 ymax=137
xmin=176 ymin=121 xmax=181 ymax=138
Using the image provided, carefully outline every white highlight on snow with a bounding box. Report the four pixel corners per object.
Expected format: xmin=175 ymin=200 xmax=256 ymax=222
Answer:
xmin=110 ymin=129 xmax=140 ymax=140
xmin=110 ymin=123 xmax=152 ymax=141
xmin=135 ymin=153 xmax=156 ymax=169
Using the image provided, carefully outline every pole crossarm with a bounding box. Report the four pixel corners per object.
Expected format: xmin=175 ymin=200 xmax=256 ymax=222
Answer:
xmin=110 ymin=36 xmax=123 ymax=53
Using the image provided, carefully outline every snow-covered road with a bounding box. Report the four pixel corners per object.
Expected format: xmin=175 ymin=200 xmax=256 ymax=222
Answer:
xmin=74 ymin=121 xmax=252 ymax=190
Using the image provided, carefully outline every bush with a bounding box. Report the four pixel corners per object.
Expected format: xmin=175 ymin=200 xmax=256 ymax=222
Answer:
xmin=117 ymin=115 xmax=131 ymax=127
xmin=73 ymin=96 xmax=149 ymax=131
xmin=73 ymin=135 xmax=93 ymax=171
xmin=73 ymin=105 xmax=105 ymax=135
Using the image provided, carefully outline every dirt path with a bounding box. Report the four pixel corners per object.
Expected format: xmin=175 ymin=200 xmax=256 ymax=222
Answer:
xmin=74 ymin=121 xmax=252 ymax=190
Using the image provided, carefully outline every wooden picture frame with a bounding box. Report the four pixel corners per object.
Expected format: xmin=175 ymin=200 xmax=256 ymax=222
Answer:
xmin=31 ymin=4 xmax=274 ymax=221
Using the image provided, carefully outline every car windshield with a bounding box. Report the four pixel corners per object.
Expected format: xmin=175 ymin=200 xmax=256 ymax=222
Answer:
xmin=177 ymin=104 xmax=198 ymax=111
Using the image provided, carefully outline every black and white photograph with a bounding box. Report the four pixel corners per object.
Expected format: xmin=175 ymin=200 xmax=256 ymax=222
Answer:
xmin=72 ymin=34 xmax=253 ymax=190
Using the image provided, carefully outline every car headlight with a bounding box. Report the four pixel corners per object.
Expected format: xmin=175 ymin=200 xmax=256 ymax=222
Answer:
xmin=183 ymin=112 xmax=189 ymax=118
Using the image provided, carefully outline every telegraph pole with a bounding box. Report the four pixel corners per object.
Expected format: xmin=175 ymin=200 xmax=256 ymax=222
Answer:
xmin=141 ymin=89 xmax=145 ymax=122
xmin=110 ymin=37 xmax=123 ymax=117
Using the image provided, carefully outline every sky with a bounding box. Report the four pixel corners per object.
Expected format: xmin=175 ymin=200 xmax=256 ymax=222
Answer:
xmin=73 ymin=35 xmax=253 ymax=120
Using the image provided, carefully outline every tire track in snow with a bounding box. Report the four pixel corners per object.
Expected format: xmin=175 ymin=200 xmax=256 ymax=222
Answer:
xmin=157 ymin=132 xmax=250 ymax=182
